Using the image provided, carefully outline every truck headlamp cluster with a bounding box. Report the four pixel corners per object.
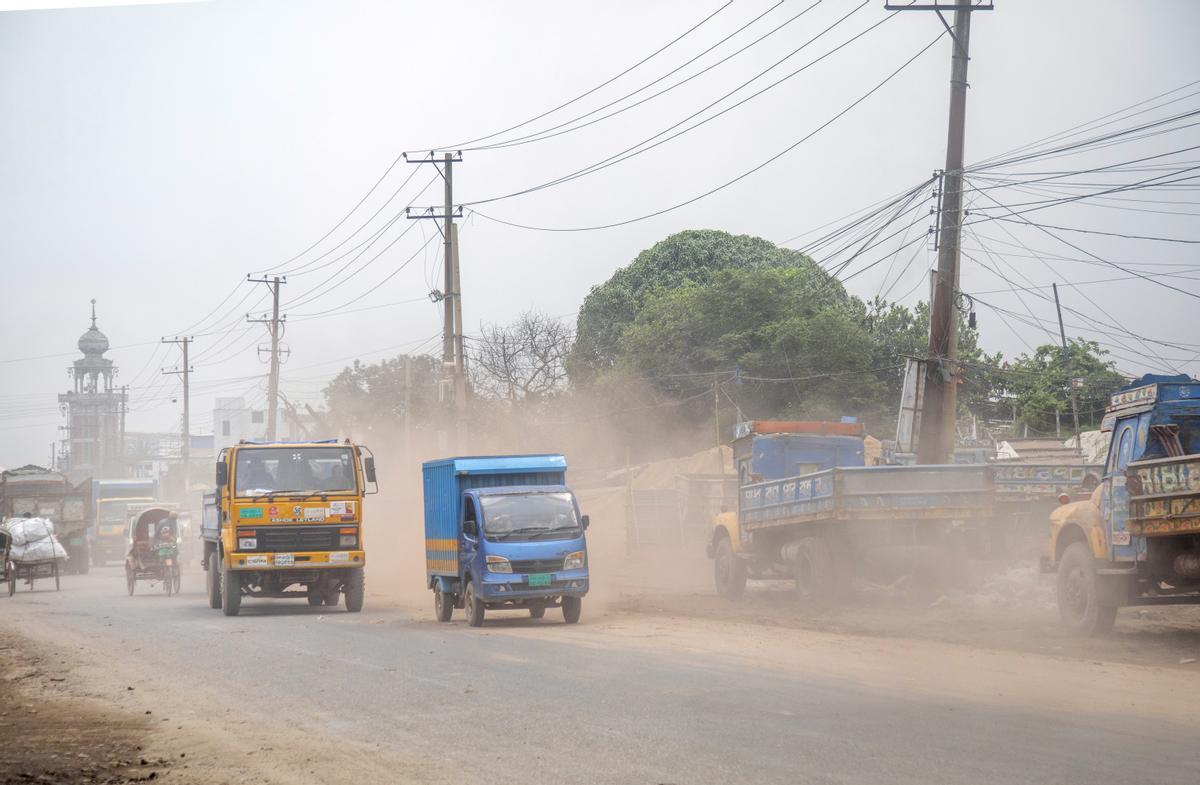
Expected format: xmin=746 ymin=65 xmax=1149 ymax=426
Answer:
xmin=238 ymin=537 xmax=257 ymax=550
xmin=563 ymin=551 xmax=585 ymax=570
xmin=486 ymin=555 xmax=512 ymax=573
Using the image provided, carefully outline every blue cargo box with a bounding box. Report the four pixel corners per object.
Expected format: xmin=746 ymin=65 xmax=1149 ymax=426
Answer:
xmin=422 ymin=454 xmax=568 ymax=577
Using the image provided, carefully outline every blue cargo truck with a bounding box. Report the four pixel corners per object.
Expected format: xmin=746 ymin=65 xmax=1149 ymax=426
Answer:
xmin=423 ymin=455 xmax=590 ymax=627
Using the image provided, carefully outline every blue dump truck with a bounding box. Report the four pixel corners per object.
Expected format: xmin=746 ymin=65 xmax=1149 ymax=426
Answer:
xmin=1044 ymin=374 xmax=1200 ymax=634
xmin=708 ymin=421 xmax=994 ymax=601
xmin=423 ymin=455 xmax=590 ymax=627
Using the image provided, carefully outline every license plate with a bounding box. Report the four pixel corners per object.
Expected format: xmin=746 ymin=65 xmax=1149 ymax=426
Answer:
xmin=274 ymin=553 xmax=295 ymax=567
xmin=527 ymin=573 xmax=552 ymax=587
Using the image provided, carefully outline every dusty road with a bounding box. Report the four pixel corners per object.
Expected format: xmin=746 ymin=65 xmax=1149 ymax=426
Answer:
xmin=2 ymin=565 xmax=1199 ymax=785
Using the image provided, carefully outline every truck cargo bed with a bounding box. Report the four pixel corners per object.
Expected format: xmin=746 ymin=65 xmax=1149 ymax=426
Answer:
xmin=1128 ymin=454 xmax=1200 ymax=535
xmin=740 ymin=464 xmax=993 ymax=529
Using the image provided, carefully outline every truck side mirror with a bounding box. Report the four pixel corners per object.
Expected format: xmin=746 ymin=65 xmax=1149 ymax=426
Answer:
xmin=364 ymin=457 xmax=377 ymax=484
xmin=215 ymin=463 xmax=228 ymax=487
xmin=581 ymin=514 xmax=590 ymax=530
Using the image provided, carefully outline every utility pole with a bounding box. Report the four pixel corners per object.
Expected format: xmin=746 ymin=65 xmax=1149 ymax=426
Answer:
xmin=162 ymin=337 xmax=193 ymax=483
xmin=119 ymin=384 xmax=127 ymax=475
xmin=888 ymin=1 xmax=992 ymax=464
xmin=714 ymin=379 xmax=723 ymax=474
xmin=247 ymin=275 xmax=287 ymax=440
xmin=1053 ymin=283 xmax=1084 ymax=454
xmin=406 ymin=151 xmax=467 ymax=450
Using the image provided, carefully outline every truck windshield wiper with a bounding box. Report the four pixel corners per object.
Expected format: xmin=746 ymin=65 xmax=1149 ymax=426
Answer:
xmin=529 ymin=526 xmax=580 ymax=539
xmin=490 ymin=526 xmax=549 ymax=539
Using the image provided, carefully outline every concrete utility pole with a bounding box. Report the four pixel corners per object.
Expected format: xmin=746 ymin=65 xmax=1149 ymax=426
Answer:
xmin=162 ymin=337 xmax=193 ymax=481
xmin=247 ymin=275 xmax=287 ymax=440
xmin=119 ymin=385 xmax=127 ymax=474
xmin=406 ymin=151 xmax=467 ymax=450
xmin=888 ymin=1 xmax=993 ymax=464
xmin=1053 ymin=283 xmax=1084 ymax=454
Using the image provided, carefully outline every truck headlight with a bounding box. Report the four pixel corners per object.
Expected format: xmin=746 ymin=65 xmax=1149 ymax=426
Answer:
xmin=486 ymin=555 xmax=512 ymax=573
xmin=563 ymin=551 xmax=585 ymax=570
xmin=238 ymin=538 xmax=257 ymax=550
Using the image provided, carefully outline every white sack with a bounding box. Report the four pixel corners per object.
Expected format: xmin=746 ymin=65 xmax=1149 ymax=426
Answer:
xmin=3 ymin=516 xmax=57 ymax=546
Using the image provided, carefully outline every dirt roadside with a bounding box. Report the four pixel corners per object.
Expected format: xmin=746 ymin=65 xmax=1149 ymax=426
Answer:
xmin=0 ymin=629 xmax=181 ymax=785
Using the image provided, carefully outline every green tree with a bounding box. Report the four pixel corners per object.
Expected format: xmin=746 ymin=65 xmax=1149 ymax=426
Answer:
xmin=1003 ymin=340 xmax=1126 ymax=435
xmin=322 ymin=354 xmax=443 ymax=436
xmin=571 ymin=229 xmax=827 ymax=380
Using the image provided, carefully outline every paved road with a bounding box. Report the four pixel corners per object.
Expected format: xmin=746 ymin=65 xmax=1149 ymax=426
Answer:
xmin=3 ymin=566 xmax=1198 ymax=785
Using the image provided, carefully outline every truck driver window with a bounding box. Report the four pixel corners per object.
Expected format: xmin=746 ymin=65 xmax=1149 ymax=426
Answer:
xmin=234 ymin=447 xmax=358 ymax=496
xmin=478 ymin=492 xmax=579 ymax=542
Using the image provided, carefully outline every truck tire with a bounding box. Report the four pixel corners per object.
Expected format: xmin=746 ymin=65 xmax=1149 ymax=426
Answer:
xmin=307 ymin=587 xmax=324 ymax=606
xmin=790 ymin=536 xmax=838 ymax=605
xmin=221 ymin=568 xmax=242 ymax=617
xmin=1056 ymin=541 xmax=1117 ymax=635
xmin=713 ymin=536 xmax=747 ymax=600
xmin=344 ymin=569 xmax=365 ymax=613
xmin=528 ymin=605 xmax=545 ymax=619
xmin=464 ymin=580 xmax=485 ymax=627
xmin=207 ymin=553 xmax=222 ymax=609
xmin=434 ymin=584 xmax=454 ymax=622
xmin=561 ymin=595 xmax=582 ymax=624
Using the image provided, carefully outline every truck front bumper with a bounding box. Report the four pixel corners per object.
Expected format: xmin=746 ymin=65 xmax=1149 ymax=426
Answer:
xmin=227 ymin=550 xmax=365 ymax=570
xmin=480 ymin=568 xmax=589 ymax=600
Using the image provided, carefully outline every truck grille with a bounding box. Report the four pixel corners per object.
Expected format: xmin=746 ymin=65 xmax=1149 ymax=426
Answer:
xmin=240 ymin=525 xmax=346 ymax=552
xmin=509 ymin=557 xmax=562 ymax=574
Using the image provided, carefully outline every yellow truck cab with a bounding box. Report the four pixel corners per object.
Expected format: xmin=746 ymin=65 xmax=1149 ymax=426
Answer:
xmin=201 ymin=439 xmax=377 ymax=617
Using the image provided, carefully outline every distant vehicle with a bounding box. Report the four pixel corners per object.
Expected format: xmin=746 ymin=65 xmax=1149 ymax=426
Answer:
xmin=0 ymin=466 xmax=91 ymax=573
xmin=423 ymin=454 xmax=590 ymax=627
xmin=1043 ymin=374 xmax=1200 ymax=634
xmin=124 ymin=506 xmax=181 ymax=596
xmin=91 ymin=478 xmax=158 ymax=566
xmin=201 ymin=439 xmax=377 ymax=616
xmin=708 ymin=421 xmax=995 ymax=601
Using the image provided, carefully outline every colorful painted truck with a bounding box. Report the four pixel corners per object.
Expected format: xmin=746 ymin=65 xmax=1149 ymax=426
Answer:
xmin=0 ymin=466 xmax=91 ymax=573
xmin=201 ymin=440 xmax=377 ymax=616
xmin=708 ymin=421 xmax=994 ymax=601
xmin=982 ymin=461 xmax=1103 ymax=558
xmin=1043 ymin=374 xmax=1200 ymax=634
xmin=423 ymin=455 xmax=590 ymax=627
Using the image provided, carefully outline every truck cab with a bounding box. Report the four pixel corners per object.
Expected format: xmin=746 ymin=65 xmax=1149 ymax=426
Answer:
xmin=424 ymin=455 xmax=590 ymax=627
xmin=202 ymin=439 xmax=377 ymax=617
xmin=1044 ymin=374 xmax=1200 ymax=634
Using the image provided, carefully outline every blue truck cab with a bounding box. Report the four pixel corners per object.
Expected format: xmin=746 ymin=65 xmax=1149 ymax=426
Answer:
xmin=423 ymin=454 xmax=590 ymax=627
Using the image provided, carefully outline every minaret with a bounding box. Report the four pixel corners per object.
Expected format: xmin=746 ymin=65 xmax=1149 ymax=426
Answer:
xmin=58 ymin=300 xmax=122 ymax=477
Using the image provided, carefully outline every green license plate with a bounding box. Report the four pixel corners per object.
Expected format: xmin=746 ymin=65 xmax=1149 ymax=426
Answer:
xmin=527 ymin=573 xmax=552 ymax=587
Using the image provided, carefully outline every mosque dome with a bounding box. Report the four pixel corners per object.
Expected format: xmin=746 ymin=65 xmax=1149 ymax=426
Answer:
xmin=77 ymin=299 xmax=109 ymax=356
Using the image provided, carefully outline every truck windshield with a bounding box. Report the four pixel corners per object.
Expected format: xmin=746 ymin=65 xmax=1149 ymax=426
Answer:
xmin=479 ymin=492 xmax=579 ymax=540
xmin=235 ymin=447 xmax=358 ymax=496
xmin=99 ymin=500 xmax=128 ymax=524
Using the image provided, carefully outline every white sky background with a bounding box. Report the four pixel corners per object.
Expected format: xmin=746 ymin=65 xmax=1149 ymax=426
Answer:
xmin=1 ymin=0 xmax=1197 ymax=466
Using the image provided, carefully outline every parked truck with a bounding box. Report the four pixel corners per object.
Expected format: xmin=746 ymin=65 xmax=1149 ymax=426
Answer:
xmin=984 ymin=460 xmax=1102 ymax=558
xmin=708 ymin=421 xmax=995 ymax=601
xmin=423 ymin=454 xmax=590 ymax=627
xmin=0 ymin=465 xmax=92 ymax=573
xmin=1044 ymin=374 xmax=1200 ymax=634
xmin=201 ymin=439 xmax=377 ymax=616
xmin=91 ymin=478 xmax=158 ymax=565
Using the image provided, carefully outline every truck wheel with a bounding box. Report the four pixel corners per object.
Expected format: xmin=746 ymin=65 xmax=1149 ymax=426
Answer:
xmin=713 ymin=536 xmax=747 ymax=600
xmin=344 ymin=569 xmax=365 ymax=613
xmin=221 ymin=568 xmax=242 ymax=616
xmin=434 ymin=584 xmax=454 ymax=622
xmin=562 ymin=595 xmax=582 ymax=624
xmin=307 ymin=586 xmax=324 ymax=606
xmin=528 ymin=605 xmax=545 ymax=619
xmin=207 ymin=559 xmax=222 ymax=609
xmin=1056 ymin=541 xmax=1117 ymax=635
xmin=791 ymin=536 xmax=837 ymax=605
xmin=464 ymin=580 xmax=485 ymax=627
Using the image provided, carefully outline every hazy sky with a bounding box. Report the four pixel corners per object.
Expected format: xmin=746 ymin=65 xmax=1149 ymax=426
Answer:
xmin=1 ymin=0 xmax=1198 ymax=468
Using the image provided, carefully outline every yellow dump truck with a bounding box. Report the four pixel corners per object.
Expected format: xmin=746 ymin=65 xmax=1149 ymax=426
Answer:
xmin=201 ymin=440 xmax=377 ymax=616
